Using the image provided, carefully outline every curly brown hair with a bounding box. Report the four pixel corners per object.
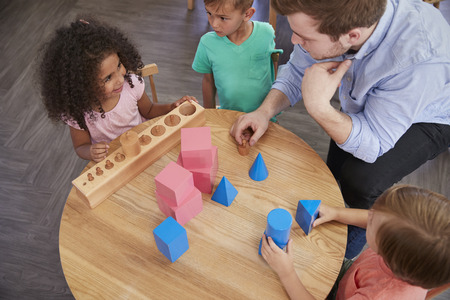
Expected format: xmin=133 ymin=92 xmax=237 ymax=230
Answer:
xmin=37 ymin=15 xmax=144 ymax=130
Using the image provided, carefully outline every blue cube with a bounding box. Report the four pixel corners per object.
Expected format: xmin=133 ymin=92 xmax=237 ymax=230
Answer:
xmin=153 ymin=217 xmax=189 ymax=262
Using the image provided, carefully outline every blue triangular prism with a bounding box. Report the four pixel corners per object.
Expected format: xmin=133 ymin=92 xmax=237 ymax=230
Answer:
xmin=211 ymin=177 xmax=238 ymax=207
xmin=249 ymin=153 xmax=268 ymax=181
xmin=300 ymin=200 xmax=321 ymax=216
xmin=295 ymin=200 xmax=321 ymax=235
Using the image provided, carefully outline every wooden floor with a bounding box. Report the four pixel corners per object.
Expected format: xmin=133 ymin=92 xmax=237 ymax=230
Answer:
xmin=0 ymin=0 xmax=448 ymax=299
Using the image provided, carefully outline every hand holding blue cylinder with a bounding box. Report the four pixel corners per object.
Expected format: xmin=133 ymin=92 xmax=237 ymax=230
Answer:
xmin=259 ymin=208 xmax=293 ymax=255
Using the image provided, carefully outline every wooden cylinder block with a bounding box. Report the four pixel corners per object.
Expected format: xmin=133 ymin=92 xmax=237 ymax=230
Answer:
xmin=114 ymin=153 xmax=125 ymax=162
xmin=105 ymin=160 xmax=114 ymax=170
xmin=238 ymin=139 xmax=250 ymax=156
xmin=151 ymin=125 xmax=166 ymax=136
xmin=178 ymin=103 xmax=196 ymax=116
xmin=164 ymin=114 xmax=181 ymax=127
xmin=139 ymin=135 xmax=152 ymax=146
xmin=96 ymin=167 xmax=104 ymax=176
xmin=120 ymin=131 xmax=141 ymax=157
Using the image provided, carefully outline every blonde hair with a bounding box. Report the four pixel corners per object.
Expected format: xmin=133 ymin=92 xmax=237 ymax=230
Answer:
xmin=372 ymin=185 xmax=450 ymax=289
xmin=204 ymin=0 xmax=253 ymax=12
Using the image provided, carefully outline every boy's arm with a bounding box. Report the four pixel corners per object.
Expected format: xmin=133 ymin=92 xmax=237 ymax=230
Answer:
xmin=313 ymin=204 xmax=369 ymax=229
xmin=202 ymin=73 xmax=216 ymax=108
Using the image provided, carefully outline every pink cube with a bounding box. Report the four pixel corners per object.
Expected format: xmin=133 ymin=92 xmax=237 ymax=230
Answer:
xmin=156 ymin=187 xmax=203 ymax=225
xmin=180 ymin=127 xmax=212 ymax=169
xmin=177 ymin=146 xmax=218 ymax=194
xmin=154 ymin=161 xmax=194 ymax=206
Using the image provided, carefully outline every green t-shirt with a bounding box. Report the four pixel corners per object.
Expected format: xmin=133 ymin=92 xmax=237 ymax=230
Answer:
xmin=193 ymin=21 xmax=282 ymax=117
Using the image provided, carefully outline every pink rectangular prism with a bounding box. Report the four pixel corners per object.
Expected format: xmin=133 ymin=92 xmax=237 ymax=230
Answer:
xmin=177 ymin=146 xmax=218 ymax=194
xmin=154 ymin=161 xmax=194 ymax=206
xmin=156 ymin=187 xmax=203 ymax=225
xmin=180 ymin=127 xmax=212 ymax=169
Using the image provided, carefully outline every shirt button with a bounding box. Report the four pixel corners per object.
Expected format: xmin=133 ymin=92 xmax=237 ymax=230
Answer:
xmin=347 ymin=77 xmax=351 ymax=82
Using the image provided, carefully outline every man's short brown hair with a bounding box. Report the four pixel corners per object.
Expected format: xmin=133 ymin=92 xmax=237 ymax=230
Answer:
xmin=271 ymin=0 xmax=386 ymax=41
xmin=372 ymin=185 xmax=450 ymax=289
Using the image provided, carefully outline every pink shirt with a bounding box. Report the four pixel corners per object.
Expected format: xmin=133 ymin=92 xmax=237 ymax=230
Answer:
xmin=65 ymin=74 xmax=146 ymax=144
xmin=337 ymin=248 xmax=427 ymax=300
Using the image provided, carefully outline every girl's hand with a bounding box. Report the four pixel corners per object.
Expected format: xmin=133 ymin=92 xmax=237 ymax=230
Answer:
xmin=261 ymin=235 xmax=295 ymax=278
xmin=312 ymin=203 xmax=338 ymax=227
xmin=262 ymin=235 xmax=315 ymax=300
xmin=171 ymin=95 xmax=198 ymax=109
xmin=90 ymin=142 xmax=109 ymax=162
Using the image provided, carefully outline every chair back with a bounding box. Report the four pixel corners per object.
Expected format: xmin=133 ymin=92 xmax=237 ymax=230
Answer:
xmin=271 ymin=52 xmax=280 ymax=79
xmin=139 ymin=63 xmax=159 ymax=103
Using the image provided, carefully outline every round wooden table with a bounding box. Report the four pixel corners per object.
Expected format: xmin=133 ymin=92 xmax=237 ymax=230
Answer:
xmin=59 ymin=109 xmax=346 ymax=299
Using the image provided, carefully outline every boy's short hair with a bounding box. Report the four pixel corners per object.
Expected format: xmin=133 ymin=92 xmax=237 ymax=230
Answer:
xmin=372 ymin=185 xmax=450 ymax=289
xmin=204 ymin=0 xmax=253 ymax=12
xmin=270 ymin=0 xmax=387 ymax=41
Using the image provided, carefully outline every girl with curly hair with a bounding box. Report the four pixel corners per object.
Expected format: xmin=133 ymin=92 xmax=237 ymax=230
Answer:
xmin=38 ymin=16 xmax=197 ymax=162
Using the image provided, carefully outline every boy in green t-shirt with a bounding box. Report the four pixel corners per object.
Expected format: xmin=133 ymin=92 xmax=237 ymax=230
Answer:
xmin=192 ymin=0 xmax=281 ymax=118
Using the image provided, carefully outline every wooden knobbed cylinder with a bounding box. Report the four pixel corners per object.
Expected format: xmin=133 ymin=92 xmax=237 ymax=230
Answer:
xmin=120 ymin=131 xmax=141 ymax=157
xmin=238 ymin=139 xmax=250 ymax=156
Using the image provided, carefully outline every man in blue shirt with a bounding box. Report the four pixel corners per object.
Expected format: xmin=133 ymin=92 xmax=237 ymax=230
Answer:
xmin=230 ymin=0 xmax=450 ymax=259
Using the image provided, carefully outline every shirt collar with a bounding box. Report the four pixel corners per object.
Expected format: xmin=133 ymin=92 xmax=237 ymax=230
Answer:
xmin=343 ymin=0 xmax=395 ymax=61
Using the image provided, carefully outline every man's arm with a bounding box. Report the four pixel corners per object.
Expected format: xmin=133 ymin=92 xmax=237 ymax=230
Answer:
xmin=229 ymin=45 xmax=315 ymax=146
xmin=301 ymin=60 xmax=353 ymax=144
xmin=230 ymin=89 xmax=290 ymax=146
xmin=257 ymin=89 xmax=291 ymax=122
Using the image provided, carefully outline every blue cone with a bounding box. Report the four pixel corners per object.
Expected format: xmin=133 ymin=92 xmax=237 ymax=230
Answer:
xmin=249 ymin=153 xmax=268 ymax=181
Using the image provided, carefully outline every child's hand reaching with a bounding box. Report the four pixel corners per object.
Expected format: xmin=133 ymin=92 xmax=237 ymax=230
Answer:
xmin=171 ymin=95 xmax=199 ymax=109
xmin=90 ymin=142 xmax=109 ymax=162
xmin=314 ymin=204 xmax=369 ymax=229
xmin=312 ymin=203 xmax=338 ymax=227
xmin=261 ymin=234 xmax=295 ymax=278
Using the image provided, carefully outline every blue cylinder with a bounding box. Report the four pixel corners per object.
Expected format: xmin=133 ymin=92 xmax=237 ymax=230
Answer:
xmin=266 ymin=208 xmax=292 ymax=248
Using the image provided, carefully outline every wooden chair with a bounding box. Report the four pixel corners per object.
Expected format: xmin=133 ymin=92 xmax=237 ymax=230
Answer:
xmin=139 ymin=63 xmax=159 ymax=103
xmin=188 ymin=0 xmax=194 ymax=10
xmin=272 ymin=52 xmax=280 ymax=79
